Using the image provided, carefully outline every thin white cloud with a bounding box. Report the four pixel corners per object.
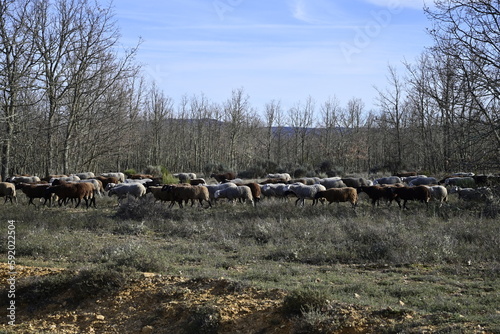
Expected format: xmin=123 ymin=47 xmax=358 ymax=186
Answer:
xmin=363 ymin=0 xmax=427 ymax=10
xmin=289 ymin=0 xmax=347 ymax=24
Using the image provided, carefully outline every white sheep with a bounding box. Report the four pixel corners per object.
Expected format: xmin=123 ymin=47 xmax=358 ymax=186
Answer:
xmin=450 ymin=186 xmax=493 ymax=202
xmin=73 ymin=172 xmax=95 ymax=180
xmin=0 ymin=182 xmax=17 ymax=204
xmin=444 ymin=177 xmax=476 ymax=188
xmin=124 ymin=178 xmax=153 ymax=184
xmin=284 ymin=183 xmax=326 ymax=206
xmin=318 ymin=177 xmax=346 ymax=189
xmin=214 ymin=185 xmax=254 ymax=206
xmin=107 ymin=183 xmax=146 ymax=203
xmin=265 ymin=173 xmax=291 ymax=182
xmin=426 ymin=185 xmax=448 ymax=207
xmin=401 ymin=175 xmax=427 ymax=184
xmin=100 ymin=172 xmax=125 ymax=183
xmin=205 ymin=183 xmax=237 ymax=202
xmin=373 ymin=176 xmax=402 ymax=185
xmin=341 ymin=177 xmax=373 ymax=188
xmin=260 ymin=183 xmax=289 ymax=200
xmin=10 ymin=176 xmax=41 ymax=184
xmin=49 ymin=175 xmax=81 ymax=184
xmin=408 ymin=177 xmax=438 ymax=186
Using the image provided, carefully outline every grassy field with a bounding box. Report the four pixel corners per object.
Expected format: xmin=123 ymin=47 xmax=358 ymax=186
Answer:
xmin=1 ymin=191 xmax=499 ymax=332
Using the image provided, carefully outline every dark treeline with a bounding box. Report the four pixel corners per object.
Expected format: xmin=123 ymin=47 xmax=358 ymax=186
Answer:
xmin=1 ymin=0 xmax=499 ymax=179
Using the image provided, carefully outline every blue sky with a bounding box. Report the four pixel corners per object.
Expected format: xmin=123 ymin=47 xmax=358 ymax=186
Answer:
xmin=113 ymin=0 xmax=433 ymax=114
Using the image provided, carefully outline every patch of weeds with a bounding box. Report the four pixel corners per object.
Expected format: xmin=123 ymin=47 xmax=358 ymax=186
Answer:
xmin=10 ymin=264 xmax=137 ymax=311
xmin=112 ymin=220 xmax=150 ymax=235
xmin=264 ymin=248 xmax=299 ymax=262
xmin=184 ymin=303 xmax=221 ymax=334
xmin=295 ymin=308 xmax=336 ymax=334
xmin=72 ymin=264 xmax=137 ymax=298
xmin=283 ymin=285 xmax=332 ymax=317
xmin=98 ymin=241 xmax=171 ymax=273
xmin=115 ymin=197 xmax=166 ymax=221
xmin=241 ymin=221 xmax=274 ymax=244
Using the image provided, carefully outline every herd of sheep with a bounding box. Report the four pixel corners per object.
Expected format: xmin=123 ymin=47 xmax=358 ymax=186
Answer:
xmin=0 ymin=171 xmax=498 ymax=210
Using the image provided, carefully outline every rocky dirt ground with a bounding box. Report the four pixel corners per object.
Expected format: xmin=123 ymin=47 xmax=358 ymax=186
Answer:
xmin=0 ymin=263 xmax=490 ymax=333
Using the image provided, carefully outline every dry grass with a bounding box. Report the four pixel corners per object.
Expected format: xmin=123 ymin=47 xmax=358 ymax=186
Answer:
xmin=1 ymin=192 xmax=499 ymax=332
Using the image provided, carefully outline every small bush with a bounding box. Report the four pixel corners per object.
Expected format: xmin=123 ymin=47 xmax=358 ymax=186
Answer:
xmin=115 ymin=197 xmax=166 ymax=221
xmin=185 ymin=303 xmax=221 ymax=334
xmin=73 ymin=265 xmax=137 ymax=297
xmin=163 ymin=173 xmax=179 ymax=184
xmin=143 ymin=165 xmax=162 ymax=177
xmin=283 ymin=285 xmax=332 ymax=316
xmin=12 ymin=264 xmax=136 ymax=310
xmin=123 ymin=168 xmax=137 ymax=177
xmin=99 ymin=241 xmax=170 ymax=273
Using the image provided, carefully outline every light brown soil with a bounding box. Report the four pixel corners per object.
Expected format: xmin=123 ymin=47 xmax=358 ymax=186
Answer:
xmin=0 ymin=263 xmax=488 ymax=333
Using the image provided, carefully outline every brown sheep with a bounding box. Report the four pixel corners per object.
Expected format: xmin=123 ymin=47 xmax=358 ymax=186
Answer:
xmin=94 ymin=176 xmax=120 ymax=189
xmin=17 ymin=183 xmax=53 ymax=206
xmin=259 ymin=178 xmax=288 ymax=185
xmin=235 ymin=182 xmax=261 ymax=203
xmin=46 ymin=182 xmax=95 ymax=208
xmin=41 ymin=174 xmax=68 ymax=182
xmin=395 ymin=171 xmax=418 ymax=178
xmin=147 ymin=186 xmax=175 ymax=204
xmin=358 ymin=185 xmax=399 ymax=207
xmin=210 ymin=172 xmax=236 ymax=183
xmin=390 ymin=185 xmax=431 ymax=210
xmin=314 ymin=187 xmax=358 ymax=208
xmin=189 ymin=178 xmax=207 ymax=186
xmin=128 ymin=173 xmax=154 ymax=179
xmin=0 ymin=182 xmax=17 ymax=204
xmin=162 ymin=184 xmax=211 ymax=208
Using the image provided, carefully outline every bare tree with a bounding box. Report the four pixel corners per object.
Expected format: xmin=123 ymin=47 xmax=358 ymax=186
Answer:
xmin=319 ymin=96 xmax=341 ymax=164
xmin=375 ymin=65 xmax=408 ymax=172
xmin=426 ymin=0 xmax=500 ymax=167
xmin=263 ymin=99 xmax=282 ymax=162
xmin=288 ymin=96 xmax=315 ymax=166
xmin=223 ymin=87 xmax=252 ymax=170
xmin=144 ymin=83 xmax=173 ymax=165
xmin=344 ymin=97 xmax=366 ymax=172
xmin=0 ymin=0 xmax=38 ymax=179
xmin=59 ymin=0 xmax=139 ymax=173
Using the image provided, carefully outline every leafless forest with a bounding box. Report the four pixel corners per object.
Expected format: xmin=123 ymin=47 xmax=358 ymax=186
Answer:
xmin=1 ymin=0 xmax=499 ymax=180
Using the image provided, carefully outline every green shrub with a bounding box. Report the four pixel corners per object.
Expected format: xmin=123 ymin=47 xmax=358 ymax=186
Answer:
xmin=123 ymin=168 xmax=137 ymax=177
xmin=283 ymin=285 xmax=332 ymax=316
xmin=98 ymin=241 xmax=171 ymax=273
xmin=184 ymin=303 xmax=221 ymax=334
xmin=143 ymin=165 xmax=162 ymax=177
xmin=11 ymin=264 xmax=137 ymax=310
